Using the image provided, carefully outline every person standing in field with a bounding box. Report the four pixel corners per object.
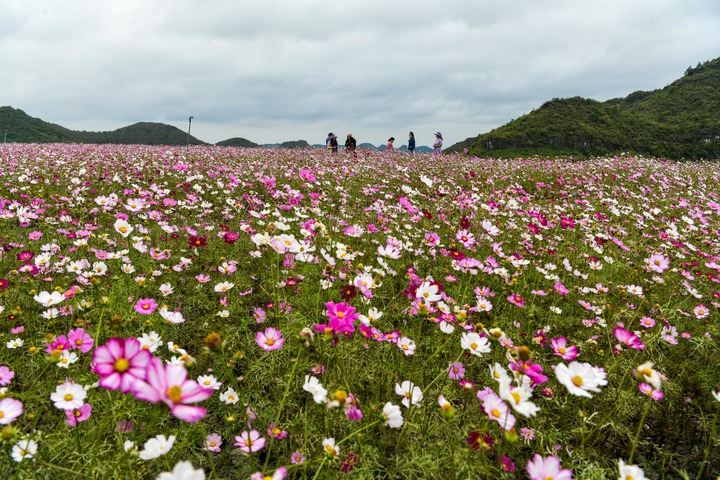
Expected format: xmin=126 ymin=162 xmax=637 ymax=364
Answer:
xmin=408 ymin=132 xmax=416 ymax=153
xmin=345 ymin=134 xmax=357 ymax=156
xmin=327 ymin=133 xmax=339 ymax=153
xmin=326 ymin=133 xmax=332 ymax=148
xmin=386 ymin=137 xmax=395 ymax=151
xmin=433 ymin=132 xmax=443 ymax=154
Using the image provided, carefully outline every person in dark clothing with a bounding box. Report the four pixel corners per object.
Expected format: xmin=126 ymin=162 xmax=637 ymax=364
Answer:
xmin=345 ymin=134 xmax=357 ymax=156
xmin=408 ymin=132 xmax=416 ymax=153
xmin=327 ymin=133 xmax=339 ymax=153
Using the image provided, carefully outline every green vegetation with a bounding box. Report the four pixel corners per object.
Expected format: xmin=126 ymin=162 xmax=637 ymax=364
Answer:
xmin=0 ymin=108 xmax=206 ymax=146
xmin=449 ymin=58 xmax=720 ymax=159
xmin=215 ymin=137 xmax=260 ymax=148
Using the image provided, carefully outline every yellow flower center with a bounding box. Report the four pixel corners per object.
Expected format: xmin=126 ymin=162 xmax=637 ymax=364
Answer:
xmin=491 ymin=408 xmax=501 ymax=418
xmin=114 ymin=358 xmax=130 ymax=373
xmin=119 ymin=226 xmax=127 ymax=233
xmin=266 ymin=338 xmax=275 ymax=346
xmin=511 ymin=391 xmax=522 ymax=403
xmin=167 ymin=385 xmax=183 ymax=403
xmin=572 ymin=375 xmax=584 ymax=387
xmin=640 ymin=368 xmax=653 ymax=377
xmin=64 ymin=393 xmax=73 ymax=401
xmin=470 ymin=342 xmax=478 ymax=350
xmin=337 ymin=311 xmax=345 ymax=319
xmin=558 ymin=347 xmax=566 ymax=354
xmin=0 ymin=411 xmax=4 ymax=419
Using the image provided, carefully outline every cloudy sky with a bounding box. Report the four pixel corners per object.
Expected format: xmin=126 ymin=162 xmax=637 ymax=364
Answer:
xmin=2 ymin=0 xmax=718 ymax=148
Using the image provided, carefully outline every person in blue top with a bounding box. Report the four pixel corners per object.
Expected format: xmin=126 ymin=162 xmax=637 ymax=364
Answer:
xmin=408 ymin=132 xmax=416 ymax=153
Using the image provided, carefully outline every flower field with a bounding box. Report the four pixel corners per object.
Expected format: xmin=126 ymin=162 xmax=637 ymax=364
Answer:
xmin=0 ymin=143 xmax=718 ymax=479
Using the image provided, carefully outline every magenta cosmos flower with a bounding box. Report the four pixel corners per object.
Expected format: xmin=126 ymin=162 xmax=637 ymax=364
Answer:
xmin=256 ymin=327 xmax=284 ymax=351
xmin=132 ymin=357 xmax=213 ymax=423
xmin=134 ymin=298 xmax=159 ymax=315
xmin=93 ymin=337 xmax=152 ymax=393
xmin=526 ymin=454 xmax=573 ymax=480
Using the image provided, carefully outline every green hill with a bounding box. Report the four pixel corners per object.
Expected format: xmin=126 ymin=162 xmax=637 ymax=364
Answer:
xmin=215 ymin=137 xmax=259 ymax=148
xmin=0 ymin=107 xmax=206 ymax=146
xmin=448 ymin=58 xmax=720 ymax=159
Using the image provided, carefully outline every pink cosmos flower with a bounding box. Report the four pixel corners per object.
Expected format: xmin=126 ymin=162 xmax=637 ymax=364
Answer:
xmin=324 ymin=301 xmax=359 ymax=337
xmin=250 ymin=467 xmax=287 ymax=480
xmin=613 ymin=327 xmax=646 ymax=351
xmin=638 ymin=383 xmax=664 ymax=401
xmin=526 ymin=454 xmax=573 ymax=480
xmin=234 ymin=430 xmax=266 ymax=453
xmin=553 ymin=282 xmax=569 ymax=295
xmin=639 ymin=317 xmax=655 ymax=328
xmin=65 ymin=403 xmax=92 ymax=426
xmin=68 ymin=328 xmax=95 ymax=353
xmin=132 ymin=357 xmax=214 ymax=423
xmin=256 ymin=328 xmax=285 ymax=351
xmin=447 ymin=362 xmax=465 ymax=380
xmin=205 ymin=433 xmax=223 ymax=452
xmin=134 ymin=298 xmax=158 ymax=315
xmin=46 ymin=335 xmax=70 ymax=354
xmin=93 ymin=337 xmax=153 ymax=393
xmin=693 ymin=304 xmax=710 ymax=319
xmin=507 ymin=293 xmax=525 ymax=307
xmin=0 ymin=398 xmax=23 ymax=424
xmin=550 ymin=337 xmax=579 ymax=361
xmin=0 ymin=366 xmax=15 ymax=386
xmin=268 ymin=423 xmax=289 ymax=440
xmin=480 ymin=390 xmax=515 ymax=431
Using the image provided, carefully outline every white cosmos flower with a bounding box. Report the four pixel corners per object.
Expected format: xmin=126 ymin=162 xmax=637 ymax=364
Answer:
xmin=33 ymin=290 xmax=65 ymax=307
xmin=139 ymin=434 xmax=176 ymax=460
xmin=460 ymin=332 xmax=491 ymax=357
xmin=303 ymin=375 xmax=328 ymax=404
xmin=114 ymin=218 xmax=134 ymax=237
xmin=219 ymin=387 xmax=239 ymax=405
xmin=555 ymin=361 xmax=608 ymax=398
xmin=395 ymin=381 xmax=423 ymax=408
xmin=156 ymin=461 xmax=206 ymax=480
xmin=382 ymin=402 xmax=404 ymax=428
xmin=214 ymin=282 xmax=234 ymax=293
xmin=618 ymin=459 xmax=646 ymax=480
xmin=51 ymin=380 xmax=87 ymax=410
xmin=11 ymin=439 xmax=38 ymax=462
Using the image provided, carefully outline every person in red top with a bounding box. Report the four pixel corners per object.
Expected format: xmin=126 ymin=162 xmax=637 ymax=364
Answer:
xmin=386 ymin=137 xmax=395 ymax=150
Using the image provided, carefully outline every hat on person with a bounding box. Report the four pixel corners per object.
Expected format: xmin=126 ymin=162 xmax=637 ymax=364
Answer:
xmin=330 ymin=134 xmax=337 ymax=139
xmin=435 ymin=132 xmax=442 ymax=137
xmin=347 ymin=134 xmax=353 ymax=137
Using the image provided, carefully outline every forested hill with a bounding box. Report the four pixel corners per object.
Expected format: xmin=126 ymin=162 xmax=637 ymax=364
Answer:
xmin=0 ymin=107 xmax=206 ymax=146
xmin=448 ymin=58 xmax=720 ymax=159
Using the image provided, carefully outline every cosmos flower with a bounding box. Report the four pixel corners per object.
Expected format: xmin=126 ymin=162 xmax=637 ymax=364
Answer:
xmin=234 ymin=430 xmax=266 ymax=454
xmin=526 ymin=454 xmax=572 ymax=480
xmin=132 ymin=357 xmax=214 ymax=423
xmin=256 ymin=327 xmax=285 ymax=351
xmin=0 ymin=398 xmax=23 ymax=424
xmin=555 ymin=361 xmax=608 ymax=398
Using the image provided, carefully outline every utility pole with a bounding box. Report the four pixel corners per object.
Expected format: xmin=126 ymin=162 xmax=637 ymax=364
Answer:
xmin=186 ymin=116 xmax=194 ymax=156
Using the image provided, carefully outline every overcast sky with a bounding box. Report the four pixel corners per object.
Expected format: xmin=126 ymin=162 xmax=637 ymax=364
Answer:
xmin=2 ymin=0 xmax=719 ymax=147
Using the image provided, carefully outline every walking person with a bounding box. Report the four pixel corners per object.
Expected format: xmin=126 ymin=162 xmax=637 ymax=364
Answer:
xmin=386 ymin=137 xmax=395 ymax=151
xmin=433 ymin=132 xmax=443 ymax=155
xmin=345 ymin=134 xmax=357 ymax=157
xmin=327 ymin=133 xmax=339 ymax=153
xmin=408 ymin=132 xmax=416 ymax=153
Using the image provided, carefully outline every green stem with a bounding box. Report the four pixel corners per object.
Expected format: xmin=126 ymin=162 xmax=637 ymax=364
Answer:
xmin=312 ymin=457 xmax=328 ymax=480
xmin=36 ymin=459 xmax=92 ymax=478
xmin=75 ymin=422 xmax=82 ymax=454
xmin=263 ymin=349 xmax=302 ymax=470
xmin=628 ymin=400 xmax=651 ymax=463
xmin=337 ymin=419 xmax=382 ymax=446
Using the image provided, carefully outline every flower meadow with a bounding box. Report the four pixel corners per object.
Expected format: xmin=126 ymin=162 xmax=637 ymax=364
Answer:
xmin=0 ymin=143 xmax=718 ymax=479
